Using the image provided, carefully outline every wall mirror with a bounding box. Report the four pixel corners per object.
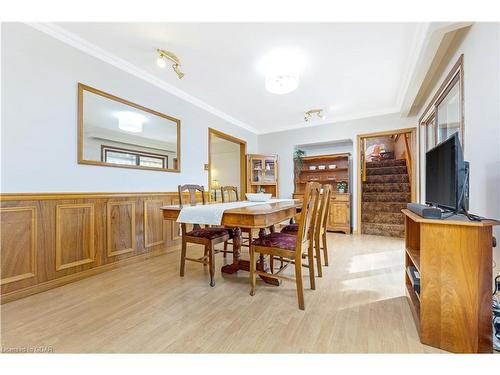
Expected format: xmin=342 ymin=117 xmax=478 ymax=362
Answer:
xmin=78 ymin=83 xmax=180 ymax=172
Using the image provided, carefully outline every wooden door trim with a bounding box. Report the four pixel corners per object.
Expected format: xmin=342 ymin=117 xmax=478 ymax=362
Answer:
xmin=356 ymin=127 xmax=418 ymax=235
xmin=208 ymin=128 xmax=247 ymax=201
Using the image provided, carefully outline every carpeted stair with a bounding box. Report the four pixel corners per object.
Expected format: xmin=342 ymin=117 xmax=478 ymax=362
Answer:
xmin=362 ymin=159 xmax=410 ymax=237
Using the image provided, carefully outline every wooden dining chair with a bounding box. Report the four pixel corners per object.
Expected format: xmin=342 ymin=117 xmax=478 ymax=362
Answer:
xmin=316 ymin=184 xmax=332 ymax=269
xmin=220 ymin=186 xmax=253 ymax=255
xmin=280 ymin=184 xmax=332 ymax=277
xmin=220 ymin=185 xmax=239 ymax=202
xmin=178 ymin=184 xmax=234 ymax=287
xmin=249 ymin=182 xmax=321 ymax=310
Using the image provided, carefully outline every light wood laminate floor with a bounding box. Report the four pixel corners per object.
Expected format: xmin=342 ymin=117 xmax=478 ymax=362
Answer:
xmin=1 ymin=233 xmax=443 ymax=353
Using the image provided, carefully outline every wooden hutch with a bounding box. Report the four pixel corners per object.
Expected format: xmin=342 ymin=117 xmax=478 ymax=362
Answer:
xmin=246 ymin=154 xmax=279 ymax=198
xmin=293 ymin=153 xmax=351 ymax=234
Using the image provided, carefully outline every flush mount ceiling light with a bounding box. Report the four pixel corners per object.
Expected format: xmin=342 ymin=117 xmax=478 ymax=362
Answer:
xmin=259 ymin=49 xmax=305 ymax=94
xmin=304 ymin=109 xmax=325 ymax=122
xmin=116 ymin=111 xmax=147 ymax=133
xmin=265 ymin=74 xmax=299 ymax=95
xmin=156 ymin=49 xmax=185 ymax=79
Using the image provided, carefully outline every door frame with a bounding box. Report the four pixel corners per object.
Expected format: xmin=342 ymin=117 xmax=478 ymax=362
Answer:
xmin=356 ymin=127 xmax=418 ymax=234
xmin=208 ymin=128 xmax=247 ymax=201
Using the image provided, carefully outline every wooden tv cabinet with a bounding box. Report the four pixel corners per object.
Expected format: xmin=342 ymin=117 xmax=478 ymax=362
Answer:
xmin=402 ymin=209 xmax=499 ymax=353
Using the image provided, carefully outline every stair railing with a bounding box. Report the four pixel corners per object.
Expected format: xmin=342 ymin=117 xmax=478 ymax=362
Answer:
xmin=361 ymin=138 xmax=367 ymax=182
xmin=403 ymin=133 xmax=412 ymax=192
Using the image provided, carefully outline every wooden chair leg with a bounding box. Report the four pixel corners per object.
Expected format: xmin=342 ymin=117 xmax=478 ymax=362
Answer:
xmin=295 ymin=256 xmax=305 ymax=310
xmin=180 ymin=239 xmax=187 ymax=277
xmin=315 ymin=235 xmax=323 ymax=277
xmin=203 ymin=245 xmax=208 ymax=266
xmin=322 ymin=232 xmax=329 ymax=266
xmin=223 ymin=241 xmax=228 ymax=258
xmin=208 ymin=243 xmax=215 ymax=287
xmin=307 ymin=241 xmax=316 ymax=290
xmin=249 ymin=245 xmax=256 ymax=296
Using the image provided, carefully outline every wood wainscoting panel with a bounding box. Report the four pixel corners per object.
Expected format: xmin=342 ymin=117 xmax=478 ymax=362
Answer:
xmin=55 ymin=203 xmax=96 ymax=271
xmin=107 ymin=201 xmax=136 ymax=257
xmin=0 ymin=207 xmax=37 ymax=285
xmin=1 ymin=192 xmax=188 ymax=303
xmin=144 ymin=199 xmax=166 ymax=248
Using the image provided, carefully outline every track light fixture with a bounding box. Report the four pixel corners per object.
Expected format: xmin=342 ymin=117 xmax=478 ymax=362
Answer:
xmin=304 ymin=109 xmax=325 ymax=122
xmin=156 ymin=49 xmax=185 ymax=79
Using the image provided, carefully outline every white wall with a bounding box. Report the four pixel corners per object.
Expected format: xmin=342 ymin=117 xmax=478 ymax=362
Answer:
xmin=1 ymin=23 xmax=258 ymax=193
xmin=417 ymin=23 xmax=500 ymax=274
xmin=258 ymin=113 xmax=417 ymax=232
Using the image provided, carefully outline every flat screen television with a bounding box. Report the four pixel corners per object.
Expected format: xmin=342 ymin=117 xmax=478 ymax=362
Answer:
xmin=425 ymin=132 xmax=467 ymax=212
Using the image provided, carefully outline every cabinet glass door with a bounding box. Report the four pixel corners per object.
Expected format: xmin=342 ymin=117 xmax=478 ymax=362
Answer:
xmin=263 ymin=159 xmax=276 ymax=183
xmin=251 ymin=159 xmax=263 ymax=183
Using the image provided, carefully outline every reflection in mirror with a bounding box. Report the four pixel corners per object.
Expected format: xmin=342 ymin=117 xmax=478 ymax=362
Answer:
xmin=78 ymin=84 xmax=180 ymax=172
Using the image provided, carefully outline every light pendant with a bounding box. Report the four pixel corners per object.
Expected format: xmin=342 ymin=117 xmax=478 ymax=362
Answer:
xmin=265 ymin=74 xmax=299 ymax=95
xmin=116 ymin=111 xmax=146 ymax=133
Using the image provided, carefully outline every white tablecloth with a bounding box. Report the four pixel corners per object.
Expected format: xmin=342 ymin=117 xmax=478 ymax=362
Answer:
xmin=176 ymin=199 xmax=295 ymax=225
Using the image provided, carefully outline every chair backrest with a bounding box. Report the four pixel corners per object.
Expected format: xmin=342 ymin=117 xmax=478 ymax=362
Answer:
xmin=296 ymin=182 xmax=321 ymax=250
xmin=318 ymin=184 xmax=333 ymax=233
xmin=220 ymin=186 xmax=239 ymax=203
xmin=178 ymin=184 xmax=205 ymax=208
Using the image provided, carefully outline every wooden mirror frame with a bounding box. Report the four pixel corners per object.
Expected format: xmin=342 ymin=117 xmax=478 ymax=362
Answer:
xmin=77 ymin=83 xmax=181 ymax=173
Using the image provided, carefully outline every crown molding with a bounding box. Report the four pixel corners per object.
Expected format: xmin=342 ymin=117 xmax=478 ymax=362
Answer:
xmin=259 ymin=106 xmax=401 ymax=135
xmin=26 ymin=22 xmax=260 ymax=135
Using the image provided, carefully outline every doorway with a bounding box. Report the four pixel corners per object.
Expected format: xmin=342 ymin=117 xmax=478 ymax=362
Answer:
xmin=357 ymin=127 xmax=417 ymax=237
xmin=208 ymin=128 xmax=247 ymax=202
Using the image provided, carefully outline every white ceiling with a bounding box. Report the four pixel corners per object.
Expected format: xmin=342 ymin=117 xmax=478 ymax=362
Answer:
xmin=55 ymin=22 xmax=424 ymax=134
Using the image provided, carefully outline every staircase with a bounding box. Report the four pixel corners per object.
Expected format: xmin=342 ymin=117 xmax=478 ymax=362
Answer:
xmin=361 ymin=159 xmax=410 ymax=237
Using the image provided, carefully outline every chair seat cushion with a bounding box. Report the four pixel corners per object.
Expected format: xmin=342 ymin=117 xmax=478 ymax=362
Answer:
xmin=186 ymin=227 xmax=233 ymax=240
xmin=280 ymin=223 xmax=298 ymax=234
xmin=251 ymin=232 xmax=297 ymax=251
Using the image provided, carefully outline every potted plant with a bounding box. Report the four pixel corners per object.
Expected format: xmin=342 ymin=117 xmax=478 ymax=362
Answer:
xmin=293 ymin=149 xmax=306 ymax=181
xmin=337 ymin=181 xmax=348 ymax=194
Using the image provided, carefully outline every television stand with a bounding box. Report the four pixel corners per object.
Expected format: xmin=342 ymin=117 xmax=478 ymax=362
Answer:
xmin=402 ymin=209 xmax=499 ymax=353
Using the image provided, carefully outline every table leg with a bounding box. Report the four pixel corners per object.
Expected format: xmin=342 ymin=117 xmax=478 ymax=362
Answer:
xmin=220 ymin=227 xmax=279 ymax=286
xmin=221 ymin=227 xmax=241 ymax=274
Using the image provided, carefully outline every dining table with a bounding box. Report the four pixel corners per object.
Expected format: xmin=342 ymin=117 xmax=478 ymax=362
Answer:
xmin=161 ymin=199 xmax=302 ymax=285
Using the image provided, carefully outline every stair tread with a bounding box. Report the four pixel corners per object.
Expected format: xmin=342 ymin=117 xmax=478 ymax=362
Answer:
xmin=363 ymin=181 xmax=410 ymax=185
xmin=366 ymin=159 xmax=406 ymax=167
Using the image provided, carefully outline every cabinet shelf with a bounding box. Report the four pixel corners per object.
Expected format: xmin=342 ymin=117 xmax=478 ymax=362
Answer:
xmin=405 ymin=246 xmax=420 ymax=271
xmin=250 ymin=182 xmax=276 ymax=186
xmin=301 ymin=167 xmax=348 ymax=173
xmin=296 ymin=179 xmax=348 ymax=184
